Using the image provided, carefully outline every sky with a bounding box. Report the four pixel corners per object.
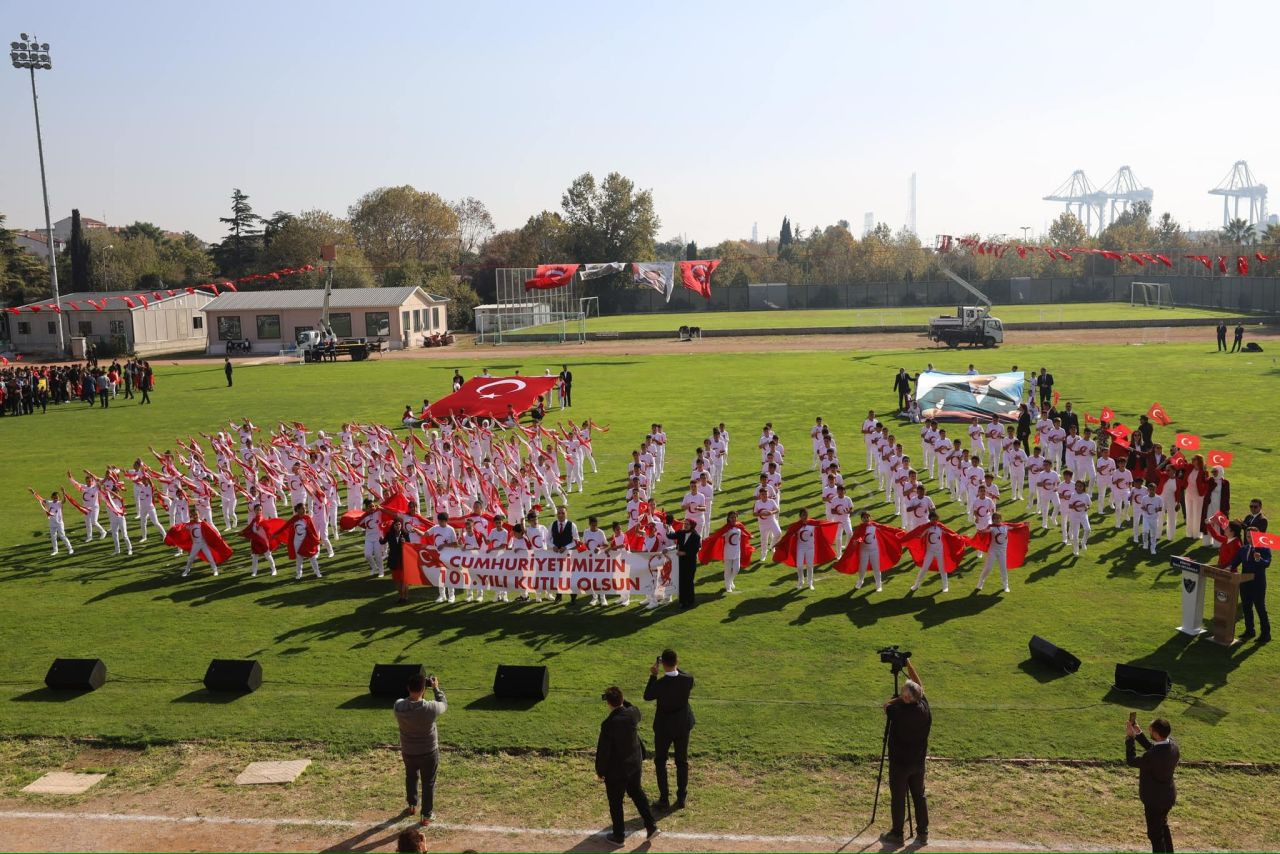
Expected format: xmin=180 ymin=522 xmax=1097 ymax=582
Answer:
xmin=2 ymin=0 xmax=1277 ymax=248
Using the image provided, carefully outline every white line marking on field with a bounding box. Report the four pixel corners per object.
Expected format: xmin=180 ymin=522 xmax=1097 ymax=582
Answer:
xmin=0 ymin=809 xmax=1116 ymax=851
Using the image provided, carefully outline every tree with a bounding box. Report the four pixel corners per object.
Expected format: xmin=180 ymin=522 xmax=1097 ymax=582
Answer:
xmin=212 ymin=188 xmax=262 ymax=277
xmin=349 ymin=185 xmax=459 ymax=271
xmin=258 ymin=210 xmax=373 ymax=290
xmin=1099 ymin=200 xmax=1152 ymax=250
xmin=383 ymin=261 xmax=480 ymax=331
xmin=1047 ymin=211 xmax=1087 ymax=247
xmin=261 ymin=211 xmax=294 ymax=252
xmin=560 ymin=171 xmax=660 ymax=263
xmin=158 ymin=232 xmax=217 ymax=285
xmin=120 ymin=221 xmax=166 ymax=243
xmin=453 ymin=196 xmax=494 ymax=257
xmin=1222 ymin=217 xmax=1256 ymax=244
xmin=685 ymin=240 xmax=699 ymax=261
xmin=779 ymin=217 xmax=793 ymax=252
xmin=69 ymin=209 xmax=91 ymax=292
xmin=1154 ymin=212 xmax=1184 ymax=247
xmin=1 ymin=213 xmax=50 ymax=305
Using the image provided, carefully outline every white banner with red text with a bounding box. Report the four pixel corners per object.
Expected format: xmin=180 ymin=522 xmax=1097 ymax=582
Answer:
xmin=401 ymin=545 xmax=678 ymax=598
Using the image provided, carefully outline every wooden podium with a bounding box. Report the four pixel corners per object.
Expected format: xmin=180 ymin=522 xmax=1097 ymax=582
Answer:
xmin=1202 ymin=565 xmax=1254 ymax=646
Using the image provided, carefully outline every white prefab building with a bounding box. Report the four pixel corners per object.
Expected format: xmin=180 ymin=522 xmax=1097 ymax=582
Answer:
xmin=199 ymin=286 xmax=450 ymax=355
xmin=7 ymin=290 xmax=215 ymax=357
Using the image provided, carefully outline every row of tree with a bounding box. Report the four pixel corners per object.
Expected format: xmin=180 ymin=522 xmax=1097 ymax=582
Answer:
xmin=5 ymin=179 xmax=1280 ymax=327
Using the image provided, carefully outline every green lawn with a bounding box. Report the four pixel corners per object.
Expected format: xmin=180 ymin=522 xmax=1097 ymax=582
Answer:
xmin=555 ymin=302 xmax=1245 ymax=333
xmin=1 ymin=343 xmax=1275 ymax=764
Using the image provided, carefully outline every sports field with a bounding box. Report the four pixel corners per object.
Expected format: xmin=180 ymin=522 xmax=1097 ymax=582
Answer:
xmin=564 ymin=302 xmax=1245 ymax=333
xmin=1 ymin=340 xmax=1275 ymax=770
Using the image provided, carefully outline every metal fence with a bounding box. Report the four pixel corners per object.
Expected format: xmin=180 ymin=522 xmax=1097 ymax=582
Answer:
xmin=474 ymin=268 xmax=586 ymax=344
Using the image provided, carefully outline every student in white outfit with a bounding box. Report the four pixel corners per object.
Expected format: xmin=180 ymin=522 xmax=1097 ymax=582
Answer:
xmin=32 ymin=489 xmax=75 ymax=556
xmin=976 ymin=512 xmax=1011 ymax=593
xmin=1065 ymin=480 xmax=1092 ymax=556
xmin=792 ymin=508 xmax=817 ymax=591
xmin=909 ymin=510 xmax=950 ymax=594
xmin=852 ymin=511 xmax=884 ymax=592
xmin=720 ymin=510 xmax=746 ymax=593
xmin=182 ymin=519 xmax=219 ymax=577
xmin=581 ymin=516 xmax=610 ymax=605
xmin=753 ymin=488 xmax=782 ymax=556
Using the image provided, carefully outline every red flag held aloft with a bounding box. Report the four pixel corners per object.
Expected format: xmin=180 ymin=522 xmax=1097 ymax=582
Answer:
xmin=965 ymin=523 xmax=1030 ymax=569
xmin=1174 ymin=433 xmax=1200 ymax=451
xmin=1084 ymin=412 xmax=1099 ymax=425
xmin=1250 ymin=531 xmax=1279 ymax=549
xmin=1237 ymin=256 xmax=1249 ymax=276
xmin=523 ymin=264 xmax=580 ymax=291
xmin=1146 ymin=402 xmax=1172 ymax=426
xmin=1100 ymin=406 xmax=1116 ymax=422
xmin=679 ymin=260 xmax=720 ymax=299
xmin=424 ymin=375 xmax=559 ymax=420
xmin=1206 ymin=450 xmax=1233 ymax=469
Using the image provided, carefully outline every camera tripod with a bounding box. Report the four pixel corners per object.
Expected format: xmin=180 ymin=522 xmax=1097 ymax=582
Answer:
xmin=869 ymin=665 xmax=913 ymax=839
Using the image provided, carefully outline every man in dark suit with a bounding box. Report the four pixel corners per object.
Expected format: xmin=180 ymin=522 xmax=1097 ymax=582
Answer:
xmin=549 ymin=505 xmax=578 ymax=603
xmin=1230 ymin=535 xmax=1270 ymax=643
xmin=224 ymin=357 xmax=234 ymax=387
xmin=559 ymin=364 xmax=573 ymax=407
xmin=1216 ymin=321 xmax=1228 ymax=351
xmin=643 ymin=649 xmax=695 ymax=811
xmin=595 ymin=686 xmax=658 ymax=845
xmin=1125 ymin=716 xmax=1179 ymax=853
xmin=673 ymin=518 xmax=701 ymax=609
xmin=1232 ymin=323 xmax=1245 ymax=352
xmin=1136 ymin=415 xmax=1154 ymax=451
xmin=1060 ymin=401 xmax=1079 ymax=435
xmin=893 ymin=368 xmax=912 ymax=411
xmin=1015 ymin=403 xmax=1032 ymax=454
xmin=1036 ymin=368 xmax=1054 ymax=408
xmin=1243 ymin=498 xmax=1268 ymax=532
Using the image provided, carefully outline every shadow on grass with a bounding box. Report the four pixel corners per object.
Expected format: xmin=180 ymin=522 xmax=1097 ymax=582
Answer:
xmin=9 ymin=687 xmax=91 ymax=703
xmin=170 ymin=689 xmax=251 ymax=704
xmin=464 ymin=693 xmax=543 ymax=711
xmin=1017 ymin=658 xmax=1074 ymax=684
xmin=337 ymin=694 xmax=389 ymax=710
xmin=321 ymin=814 xmax=413 ymax=853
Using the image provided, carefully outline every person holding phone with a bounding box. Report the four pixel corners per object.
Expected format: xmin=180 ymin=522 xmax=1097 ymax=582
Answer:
xmin=1126 ymin=715 xmax=1179 ymax=852
xmin=643 ymin=649 xmax=695 ymax=811
xmin=394 ymin=673 xmax=447 ymax=826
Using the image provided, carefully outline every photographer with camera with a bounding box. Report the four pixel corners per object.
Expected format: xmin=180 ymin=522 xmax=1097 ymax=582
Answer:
xmin=643 ymin=648 xmax=695 ymax=811
xmin=394 ymin=673 xmax=447 ymax=825
xmin=596 ymin=686 xmax=659 ymax=844
xmin=880 ymin=652 xmax=931 ymax=847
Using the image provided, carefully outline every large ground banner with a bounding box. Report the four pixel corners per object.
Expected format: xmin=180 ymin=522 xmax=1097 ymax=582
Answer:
xmin=402 ymin=545 xmax=677 ymax=599
xmin=915 ymin=371 xmax=1024 ymax=422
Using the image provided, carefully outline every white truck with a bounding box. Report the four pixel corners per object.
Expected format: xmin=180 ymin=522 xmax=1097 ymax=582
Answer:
xmin=296 ymin=263 xmax=384 ymax=362
xmin=927 ymin=266 xmax=1005 ymax=348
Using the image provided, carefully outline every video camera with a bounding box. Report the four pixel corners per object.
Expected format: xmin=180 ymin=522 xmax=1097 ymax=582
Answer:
xmin=878 ymin=645 xmax=912 ymax=672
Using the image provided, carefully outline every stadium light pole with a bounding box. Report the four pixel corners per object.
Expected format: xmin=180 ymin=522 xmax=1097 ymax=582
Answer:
xmin=10 ymin=33 xmax=65 ymax=357
xmin=1020 ymin=226 xmax=1031 ymax=242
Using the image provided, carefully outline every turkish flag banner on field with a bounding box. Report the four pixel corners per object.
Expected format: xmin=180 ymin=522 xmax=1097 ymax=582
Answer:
xmin=1174 ymin=433 xmax=1201 ymax=451
xmin=965 ymin=523 xmax=1030 ymax=569
xmin=1250 ymin=531 xmax=1279 ymax=549
xmin=679 ymin=260 xmax=720 ymax=299
xmin=1100 ymin=406 xmax=1116 ymax=421
xmin=1146 ymin=402 xmax=1172 ymax=426
xmin=424 ymin=375 xmax=559 ymax=420
xmin=523 ymin=264 xmax=580 ymax=291
xmin=1206 ymin=450 xmax=1234 ymax=468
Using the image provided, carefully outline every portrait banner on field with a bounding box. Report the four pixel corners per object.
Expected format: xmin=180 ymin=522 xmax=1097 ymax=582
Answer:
xmin=400 ymin=545 xmax=678 ymax=598
xmin=914 ymin=371 xmax=1024 ymax=422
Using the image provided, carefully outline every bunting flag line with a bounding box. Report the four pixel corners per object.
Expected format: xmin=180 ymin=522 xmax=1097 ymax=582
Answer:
xmin=945 ymin=235 xmax=1265 ymax=275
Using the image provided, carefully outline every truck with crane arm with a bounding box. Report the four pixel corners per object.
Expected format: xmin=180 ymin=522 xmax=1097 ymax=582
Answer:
xmin=927 ymin=244 xmax=1005 ymax=348
xmin=295 ymin=261 xmax=385 ymax=362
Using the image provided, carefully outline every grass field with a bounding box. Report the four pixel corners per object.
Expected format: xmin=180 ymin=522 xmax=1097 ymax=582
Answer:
xmin=1 ymin=342 xmax=1276 ymax=767
xmin=556 ymin=302 xmax=1247 ymax=333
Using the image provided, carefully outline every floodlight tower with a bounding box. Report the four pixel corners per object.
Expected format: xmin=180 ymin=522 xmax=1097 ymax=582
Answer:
xmin=1209 ymin=161 xmax=1268 ymax=227
xmin=907 ymin=173 xmax=917 ymax=235
xmin=10 ymin=32 xmax=64 ymax=356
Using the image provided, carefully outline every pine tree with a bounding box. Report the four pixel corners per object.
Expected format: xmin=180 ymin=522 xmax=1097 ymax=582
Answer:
xmin=779 ymin=217 xmax=793 ymax=250
xmin=685 ymin=240 xmax=698 ymax=261
xmin=214 ymin=188 xmax=263 ymax=276
xmin=69 ymin=209 xmax=91 ymax=292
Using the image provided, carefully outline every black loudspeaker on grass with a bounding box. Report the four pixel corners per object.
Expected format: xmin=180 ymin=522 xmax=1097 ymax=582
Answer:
xmin=1114 ymin=663 xmax=1171 ymax=698
xmin=493 ymin=664 xmax=549 ymax=700
xmin=1028 ymin=635 xmax=1081 ymax=674
xmin=45 ymin=658 xmax=107 ymax=691
xmin=203 ymin=659 xmax=262 ymax=693
xmin=369 ymin=663 xmax=426 ymax=697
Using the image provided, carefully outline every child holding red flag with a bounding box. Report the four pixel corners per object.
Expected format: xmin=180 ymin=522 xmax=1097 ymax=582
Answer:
xmin=30 ymin=488 xmax=74 ymax=556
xmin=772 ymin=508 xmax=840 ymax=591
xmin=167 ymin=516 xmax=233 ymax=577
xmin=835 ymin=510 xmax=904 ymax=593
xmin=902 ymin=510 xmax=967 ymax=593
xmin=284 ymin=502 xmax=323 ymax=580
xmin=968 ymin=512 xmax=1028 ymax=593
xmin=240 ymin=503 xmax=286 ymax=577
xmin=700 ymin=510 xmax=755 ymax=593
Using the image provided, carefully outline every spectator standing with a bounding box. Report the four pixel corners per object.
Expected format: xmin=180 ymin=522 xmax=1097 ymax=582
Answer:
xmin=224 ymin=357 xmax=234 ymax=388
xmin=394 ymin=673 xmax=448 ymax=825
xmin=140 ymin=361 xmax=153 ymax=405
xmin=558 ymin=364 xmax=573 ymax=408
xmin=880 ymin=658 xmax=931 ymax=847
xmin=1216 ymin=321 xmax=1228 ymax=351
xmin=643 ymin=649 xmax=695 ymax=811
xmin=595 ymin=686 xmax=659 ymax=845
xmin=1232 ymin=323 xmax=1244 ymax=352
xmin=1125 ymin=716 xmax=1179 ymax=853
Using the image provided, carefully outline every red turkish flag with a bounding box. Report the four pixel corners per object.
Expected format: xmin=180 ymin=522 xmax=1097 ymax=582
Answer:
xmin=1126 ymin=252 xmax=1146 ymax=266
xmin=164 ymin=522 xmax=234 ymax=564
xmin=1256 ymin=252 xmax=1270 ymax=263
xmin=1084 ymin=412 xmax=1100 ymax=425
xmin=965 ymin=523 xmax=1030 ymax=569
xmin=223 ymin=281 xmax=238 ymax=292
xmin=1206 ymin=450 xmax=1233 ymax=469
xmin=1100 ymin=406 xmax=1116 ymax=421
xmin=1237 ymin=256 xmax=1250 ymax=276
xmin=1155 ymin=254 xmax=1173 ymax=268
xmin=1146 ymin=402 xmax=1172 ymax=426
xmin=523 ymin=264 xmax=580 ymax=291
xmin=136 ymin=294 xmax=149 ymax=309
xmin=424 ymin=375 xmax=559 ymax=420
xmin=1217 ymin=256 xmax=1228 ymax=273
xmin=1250 ymin=531 xmax=1279 ymax=550
xmin=1174 ymin=433 xmax=1200 ymax=451
xmin=679 ymin=260 xmax=720 ymax=299
xmin=699 ymin=522 xmax=756 ymax=565
xmin=901 ymin=521 xmax=969 ymax=573
xmin=832 ymin=522 xmax=904 ymax=573
xmin=1052 ymin=390 xmax=1061 ymax=407
xmin=397 ymin=543 xmax=437 ymax=586
xmin=772 ymin=518 xmax=841 ymax=567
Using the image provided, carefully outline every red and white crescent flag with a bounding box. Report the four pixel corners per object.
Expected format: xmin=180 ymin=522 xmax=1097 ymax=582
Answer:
xmin=679 ymin=260 xmax=720 ymax=299
xmin=1206 ymin=450 xmax=1233 ymax=469
xmin=1100 ymin=406 xmax=1116 ymax=421
xmin=1146 ymin=402 xmax=1172 ymax=426
xmin=1084 ymin=412 xmax=1099 ymax=425
xmin=424 ymin=375 xmax=559 ymax=420
xmin=1174 ymin=433 xmax=1200 ymax=451
xmin=524 ymin=264 xmax=580 ymax=291
xmin=1250 ymin=531 xmax=1279 ymax=549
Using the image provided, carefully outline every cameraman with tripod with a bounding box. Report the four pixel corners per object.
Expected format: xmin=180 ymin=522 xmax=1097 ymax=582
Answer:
xmin=880 ymin=652 xmax=931 ymax=847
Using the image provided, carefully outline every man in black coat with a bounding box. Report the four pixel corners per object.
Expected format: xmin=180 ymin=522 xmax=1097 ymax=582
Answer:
xmin=558 ymin=364 xmax=573 ymax=407
xmin=224 ymin=357 xmax=234 ymax=388
xmin=1232 ymin=323 xmax=1245 ymax=352
xmin=1230 ymin=537 xmax=1270 ymax=643
xmin=1036 ymin=368 xmax=1054 ymax=408
xmin=880 ymin=658 xmax=931 ymax=847
xmin=550 ymin=505 xmax=578 ymax=602
xmin=673 ymin=518 xmax=701 ymax=609
xmin=643 ymin=649 xmax=695 ymax=811
xmin=1126 ymin=716 xmax=1179 ymax=853
xmin=1060 ymin=401 xmax=1079 ymax=435
xmin=1216 ymin=321 xmax=1228 ymax=351
xmin=1015 ymin=403 xmax=1032 ymax=454
xmin=1243 ymin=498 xmax=1268 ymax=533
xmin=893 ymin=368 xmax=912 ymax=412
xmin=595 ymin=686 xmax=658 ymax=844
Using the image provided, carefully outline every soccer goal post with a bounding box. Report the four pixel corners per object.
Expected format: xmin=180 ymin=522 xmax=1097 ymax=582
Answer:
xmin=1130 ymin=281 xmax=1174 ymax=309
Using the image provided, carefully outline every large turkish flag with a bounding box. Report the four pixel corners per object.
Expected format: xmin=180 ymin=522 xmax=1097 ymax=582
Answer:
xmin=424 ymin=376 xmax=559 ymax=420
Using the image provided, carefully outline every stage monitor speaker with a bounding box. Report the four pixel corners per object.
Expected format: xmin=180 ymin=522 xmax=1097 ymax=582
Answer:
xmin=1245 ymin=342 xmax=1262 ymax=352
xmin=1028 ymin=635 xmax=1081 ymax=674
xmin=44 ymin=658 xmax=107 ymax=691
xmin=1114 ymin=663 xmax=1171 ymax=697
xmin=369 ymin=663 xmax=426 ymax=697
xmin=203 ymin=659 xmax=262 ymax=693
xmin=493 ymin=664 xmax=549 ymax=700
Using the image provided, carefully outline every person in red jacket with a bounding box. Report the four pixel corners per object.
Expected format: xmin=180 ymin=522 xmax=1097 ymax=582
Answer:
xmin=1204 ymin=515 xmax=1243 ymax=568
xmin=240 ymin=503 xmax=286 ymax=577
xmin=285 ymin=502 xmax=323 ymax=580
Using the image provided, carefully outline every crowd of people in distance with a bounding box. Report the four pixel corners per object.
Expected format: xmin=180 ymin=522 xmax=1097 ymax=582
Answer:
xmin=1 ymin=358 xmax=155 ymax=415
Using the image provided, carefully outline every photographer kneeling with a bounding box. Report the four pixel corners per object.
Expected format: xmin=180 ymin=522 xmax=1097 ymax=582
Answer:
xmin=881 ymin=657 xmax=930 ymax=847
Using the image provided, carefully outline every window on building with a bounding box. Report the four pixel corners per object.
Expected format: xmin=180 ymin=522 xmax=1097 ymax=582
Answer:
xmin=110 ymin=320 xmax=126 ymax=335
xmin=256 ymin=314 xmax=282 ymax=339
xmin=217 ymin=316 xmax=242 ymax=341
xmin=432 ymin=306 xmax=441 ymax=329
xmin=401 ymin=310 xmax=410 ymax=335
xmin=78 ymin=320 xmax=93 ymax=336
xmin=47 ymin=321 xmax=57 ymax=335
xmin=329 ymin=313 xmax=352 ymax=338
xmin=367 ymin=311 xmax=391 ymax=338
xmin=17 ymin=321 xmax=30 ymax=335
xmin=413 ymin=309 xmax=422 ymax=332
xmin=192 ymin=316 xmax=203 ymax=330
